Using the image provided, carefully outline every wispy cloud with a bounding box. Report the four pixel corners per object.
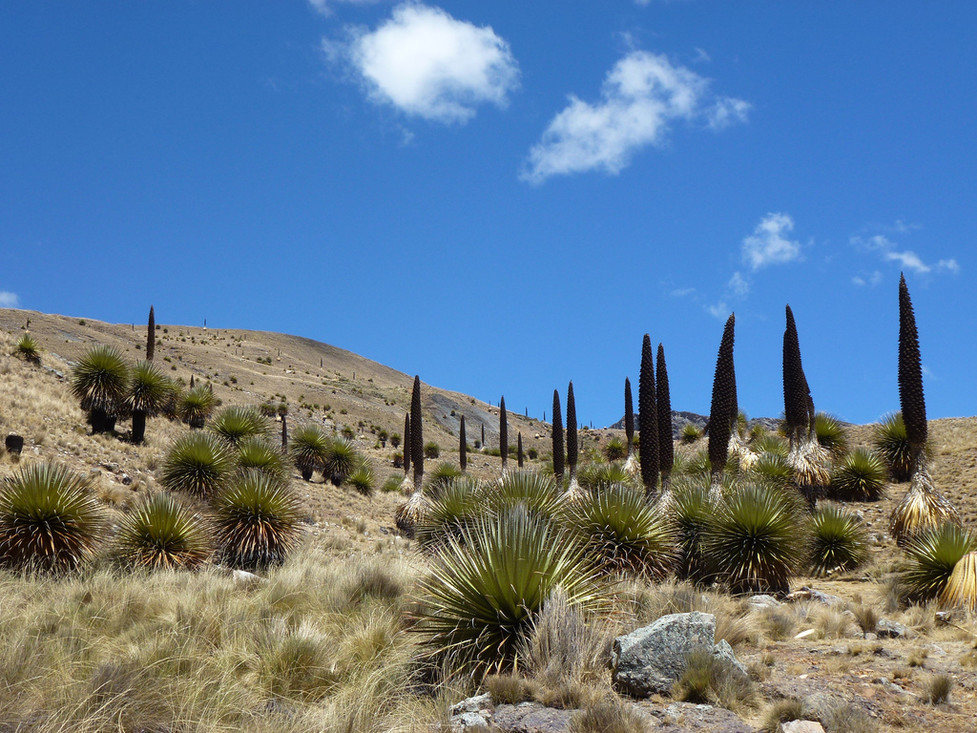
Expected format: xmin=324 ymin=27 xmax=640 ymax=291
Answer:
xmin=852 ymin=270 xmax=883 ymax=287
xmin=328 ymin=3 xmax=519 ymax=124
xmin=727 ymin=271 xmax=749 ymax=297
xmin=521 ymin=50 xmax=748 ymax=183
xmin=309 ymin=0 xmax=387 ymax=18
xmin=670 ymin=287 xmax=696 ymax=297
xmin=706 ymin=300 xmax=729 ymax=320
xmin=850 ymin=232 xmax=960 ymax=276
xmin=742 ymin=213 xmax=803 ymax=270
xmin=0 ymin=291 xmax=20 ymax=307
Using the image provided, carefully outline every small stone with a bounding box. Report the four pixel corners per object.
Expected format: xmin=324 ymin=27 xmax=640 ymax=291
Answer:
xmin=780 ymin=721 xmax=825 ymax=733
xmin=232 ymin=569 xmax=265 ymax=588
xmin=875 ymin=619 xmax=911 ymax=639
xmin=120 ymin=473 xmax=132 ymax=486
xmin=749 ymin=594 xmax=782 ymax=609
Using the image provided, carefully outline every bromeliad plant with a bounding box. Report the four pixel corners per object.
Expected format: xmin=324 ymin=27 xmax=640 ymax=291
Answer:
xmin=161 ymin=432 xmax=234 ymax=499
xmin=568 ymin=483 xmax=676 ymax=579
xmin=212 ymin=471 xmax=303 ymax=570
xmin=899 ymin=523 xmax=977 ymax=606
xmin=236 ymin=436 xmax=288 ymax=482
xmin=414 ymin=505 xmax=603 ymax=678
xmin=322 ymin=437 xmax=360 ymax=487
xmin=126 ymin=360 xmax=170 ymax=444
xmin=0 ymin=462 xmax=105 ymax=573
xmin=15 ymin=333 xmax=41 ymax=364
xmin=209 ymin=405 xmax=271 ymax=446
xmin=115 ymin=491 xmax=211 ymax=571
xmin=484 ymin=470 xmax=565 ymax=523
xmin=828 ymin=448 xmax=887 ymax=502
xmin=873 ymin=413 xmax=915 ymax=482
xmin=180 ymin=384 xmax=216 ymax=429
xmin=808 ymin=504 xmax=868 ymax=576
xmin=889 ymin=275 xmax=960 ymax=544
xmin=414 ymin=476 xmax=484 ymax=551
xmin=289 ymin=423 xmax=330 ymax=481
xmin=71 ymin=344 xmax=129 ymax=434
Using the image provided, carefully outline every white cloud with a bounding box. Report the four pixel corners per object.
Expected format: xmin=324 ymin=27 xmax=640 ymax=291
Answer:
xmin=728 ymin=271 xmax=750 ymax=297
xmin=670 ymin=287 xmax=696 ymax=297
xmin=521 ymin=51 xmax=748 ymax=183
xmin=850 ymin=232 xmax=960 ymax=276
xmin=309 ymin=0 xmax=386 ymax=18
xmin=0 ymin=291 xmax=20 ymax=307
xmin=334 ymin=3 xmax=519 ymax=123
xmin=741 ymin=213 xmax=803 ymax=270
xmin=706 ymin=301 xmax=729 ymax=320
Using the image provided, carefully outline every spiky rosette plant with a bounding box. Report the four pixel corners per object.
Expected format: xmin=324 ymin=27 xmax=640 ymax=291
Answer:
xmin=126 ymin=360 xmax=170 ymax=444
xmin=414 ymin=505 xmax=603 ymax=677
xmin=212 ymin=472 xmax=302 ymax=570
xmin=180 ymin=385 xmax=216 ymax=429
xmin=161 ymin=432 xmax=234 ymax=498
xmin=638 ymin=335 xmax=659 ymax=497
xmin=814 ymin=413 xmax=848 ymax=457
xmin=942 ymin=551 xmax=977 ymax=611
xmin=873 ymin=413 xmax=915 ymax=482
xmin=427 ymin=462 xmax=464 ymax=498
xmin=703 ymin=482 xmax=806 ymax=595
xmin=415 ymin=477 xmax=484 ymax=552
xmin=576 ymin=462 xmax=634 ymax=492
xmin=670 ymin=481 xmax=715 ymax=583
xmin=0 ymin=462 xmax=105 ymax=573
xmin=656 ymin=343 xmax=674 ymax=492
xmin=899 ymin=523 xmax=977 ymax=605
xmin=551 ymin=390 xmax=565 ymax=483
xmin=623 ymin=377 xmax=637 ymax=474
xmin=680 ymin=423 xmax=702 ymax=444
xmin=347 ymin=462 xmax=375 ymax=496
xmin=16 ymin=333 xmax=41 ymax=364
xmin=808 ymin=504 xmax=868 ymax=576
xmin=707 ymin=316 xmax=736 ymax=499
xmin=236 ymin=436 xmax=288 ymax=482
xmin=486 ymin=470 xmax=565 ymax=522
xmin=748 ymin=453 xmax=795 ymax=491
xmin=568 ymin=483 xmax=676 ymax=579
xmin=828 ymin=448 xmax=887 ymax=502
xmin=322 ymin=437 xmax=359 ymax=487
xmin=209 ymin=406 xmax=271 ymax=446
xmin=782 ymin=306 xmax=830 ymax=504
xmin=71 ymin=344 xmax=129 ymax=434
xmin=289 ymin=423 xmax=329 ymax=481
xmin=890 ymin=275 xmax=960 ymax=544
xmin=115 ymin=492 xmax=211 ymax=571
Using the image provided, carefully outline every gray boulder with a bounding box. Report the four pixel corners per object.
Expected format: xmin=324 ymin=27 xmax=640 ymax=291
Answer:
xmin=612 ymin=612 xmax=748 ymax=698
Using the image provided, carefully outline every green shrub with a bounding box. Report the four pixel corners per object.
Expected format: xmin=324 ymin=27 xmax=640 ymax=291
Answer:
xmin=126 ymin=360 xmax=171 ymax=443
xmin=323 ymin=438 xmax=360 ymax=487
xmin=347 ymin=463 xmax=375 ymax=496
xmin=671 ymin=481 xmax=714 ymax=583
xmin=415 ymin=506 xmax=602 ymax=677
xmin=209 ymin=405 xmax=271 ymax=446
xmin=672 ymin=648 xmax=755 ymax=709
xmin=289 ymin=424 xmax=330 ymax=481
xmin=415 ymin=478 xmax=484 ymax=551
xmin=485 ymin=471 xmax=564 ymax=522
xmin=426 ymin=462 xmax=463 ymax=498
xmin=808 ymin=504 xmax=868 ymax=575
xmin=873 ymin=413 xmax=915 ymax=482
xmin=423 ymin=442 xmax=440 ymax=459
xmin=0 ymin=462 xmax=105 ymax=573
xmin=212 ymin=472 xmax=302 ymax=570
xmin=576 ymin=462 xmax=633 ymax=492
xmin=115 ymin=492 xmax=211 ymax=571
xmin=680 ymin=424 xmax=702 ymax=444
xmin=899 ymin=523 xmax=977 ymax=605
xmin=70 ymin=345 xmax=129 ymax=433
xmin=568 ymin=483 xmax=675 ymax=579
xmin=180 ymin=385 xmax=216 ymax=429
xmin=704 ymin=483 xmax=806 ymax=594
xmin=161 ymin=432 xmax=234 ymax=498
xmin=814 ymin=412 xmax=848 ymax=456
xmin=603 ymin=438 xmax=627 ymax=461
xmin=381 ymin=475 xmax=403 ymax=493
xmin=15 ymin=333 xmax=40 ymax=364
xmin=829 ymin=449 xmax=887 ymax=501
xmin=235 ymin=437 xmax=288 ymax=482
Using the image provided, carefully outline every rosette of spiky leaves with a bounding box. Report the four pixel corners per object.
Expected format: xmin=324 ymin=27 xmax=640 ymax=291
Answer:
xmin=16 ymin=333 xmax=40 ymax=364
xmin=0 ymin=462 xmax=105 ymax=573
xmin=159 ymin=380 xmax=183 ymax=421
xmin=568 ymin=483 xmax=676 ymax=579
xmin=552 ymin=390 xmax=565 ymax=483
xmin=624 ymin=377 xmax=635 ymax=458
xmin=808 ymin=504 xmax=868 ymax=576
xmin=657 ymin=343 xmax=674 ymax=488
xmin=322 ymin=437 xmax=359 ymax=487
xmin=814 ymin=413 xmax=848 ymax=457
xmin=414 ymin=505 xmax=603 ymax=677
xmin=126 ymin=360 xmax=170 ymax=444
xmin=604 ymin=437 xmax=627 ymax=462
xmin=347 ymin=462 xmax=375 ymax=496
xmin=899 ymin=523 xmax=977 ymax=605
xmin=485 ymin=471 xmax=565 ymax=523
xmin=576 ymin=462 xmax=634 ymax=492
xmin=670 ymin=481 xmax=714 ymax=583
xmin=755 ymin=432 xmax=788 ymax=458
xmin=873 ymin=413 xmax=915 ymax=482
xmin=680 ymin=423 xmax=702 ymax=444
xmin=71 ymin=344 xmax=129 ymax=433
xmin=898 ymin=274 xmax=927 ymax=461
xmin=289 ymin=424 xmax=329 ymax=481
xmin=749 ymin=452 xmax=794 ymax=491
xmin=415 ymin=477 xmax=484 ymax=551
xmin=212 ymin=472 xmax=302 ymax=570
xmin=704 ymin=482 xmax=806 ymax=595
xmin=889 ymin=467 xmax=960 ymax=545
xmin=180 ymin=385 xmax=216 ymax=429
xmin=828 ymin=449 xmax=887 ymax=502
xmin=115 ymin=491 xmax=210 ymax=571
xmin=707 ymin=315 xmax=736 ymax=492
xmin=236 ymin=436 xmax=288 ymax=483
xmin=161 ymin=432 xmax=234 ymax=498
xmin=410 ymin=375 xmax=424 ymax=486
xmin=209 ymin=405 xmax=271 ymax=447
xmin=941 ymin=551 xmax=977 ymax=611
xmin=427 ymin=462 xmax=464 ymax=499
xmin=638 ymin=335 xmax=659 ymax=495
xmin=499 ymin=396 xmax=508 ymax=471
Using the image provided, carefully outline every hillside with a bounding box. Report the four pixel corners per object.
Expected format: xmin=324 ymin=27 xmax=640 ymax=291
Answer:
xmin=1 ymin=308 xmax=976 ymax=732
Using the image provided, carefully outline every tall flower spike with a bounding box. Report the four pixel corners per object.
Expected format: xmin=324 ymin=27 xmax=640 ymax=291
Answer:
xmin=656 ymin=343 xmax=673 ymax=489
xmin=566 ymin=382 xmax=578 ymax=478
xmin=499 ymin=396 xmax=508 ymax=472
xmin=410 ymin=376 xmax=423 ymax=486
xmin=552 ymin=390 xmax=565 ymax=483
xmin=639 ymin=335 xmax=659 ymax=495
xmin=898 ymin=273 xmax=927 ymax=456
xmin=708 ymin=315 xmax=736 ymax=493
xmin=783 ymin=305 xmax=810 ymax=437
xmin=624 ymin=377 xmax=634 ymax=458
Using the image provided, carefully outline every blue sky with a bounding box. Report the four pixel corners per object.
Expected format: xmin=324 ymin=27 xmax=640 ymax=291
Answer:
xmin=2 ymin=1 xmax=975 ymax=427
